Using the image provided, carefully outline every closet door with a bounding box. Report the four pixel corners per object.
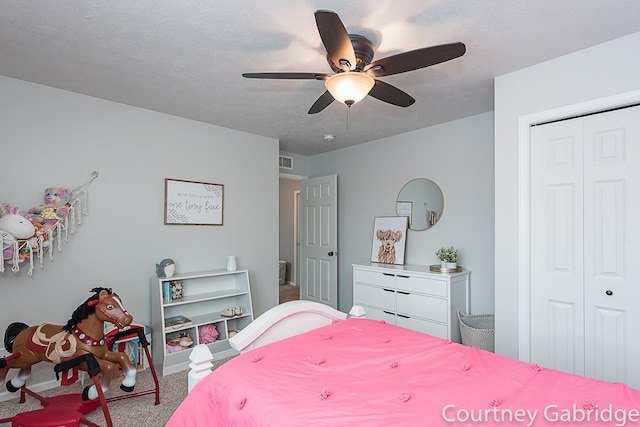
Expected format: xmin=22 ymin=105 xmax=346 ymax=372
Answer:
xmin=530 ymin=118 xmax=585 ymax=377
xmin=582 ymin=106 xmax=640 ymax=388
xmin=530 ymin=105 xmax=640 ymax=388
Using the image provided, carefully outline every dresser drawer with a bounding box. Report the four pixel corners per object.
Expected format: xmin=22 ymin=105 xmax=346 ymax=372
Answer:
xmin=397 ymin=316 xmax=448 ymax=339
xmin=395 ymin=275 xmax=447 ymax=297
xmin=396 ymin=292 xmax=448 ymax=323
xmin=358 ymin=305 xmax=396 ymax=323
xmin=354 ymin=284 xmax=395 ymax=311
xmin=353 ymin=268 xmax=395 ymax=287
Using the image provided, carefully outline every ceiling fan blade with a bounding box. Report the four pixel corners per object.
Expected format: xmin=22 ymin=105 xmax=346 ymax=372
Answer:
xmin=314 ymin=10 xmax=356 ymax=71
xmin=366 ymin=42 xmax=466 ymax=77
xmin=368 ymin=80 xmax=415 ymax=107
xmin=242 ymin=72 xmax=328 ymax=80
xmin=308 ymin=90 xmax=335 ymax=114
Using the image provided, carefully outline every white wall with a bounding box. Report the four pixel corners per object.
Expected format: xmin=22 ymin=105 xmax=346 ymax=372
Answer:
xmin=0 ymin=76 xmax=279 ymax=394
xmin=309 ymin=112 xmax=495 ymax=315
xmin=494 ymin=31 xmax=640 ymax=359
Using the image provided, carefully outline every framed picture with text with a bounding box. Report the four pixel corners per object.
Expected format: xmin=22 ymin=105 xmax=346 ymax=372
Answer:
xmin=164 ymin=178 xmax=224 ymax=225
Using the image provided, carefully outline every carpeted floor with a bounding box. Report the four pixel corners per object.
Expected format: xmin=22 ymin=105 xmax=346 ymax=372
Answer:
xmin=0 ymin=356 xmax=235 ymax=426
xmin=279 ymin=284 xmax=300 ymax=304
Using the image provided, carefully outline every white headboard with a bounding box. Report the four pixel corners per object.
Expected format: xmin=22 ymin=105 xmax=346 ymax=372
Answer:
xmin=229 ymin=300 xmax=347 ymax=353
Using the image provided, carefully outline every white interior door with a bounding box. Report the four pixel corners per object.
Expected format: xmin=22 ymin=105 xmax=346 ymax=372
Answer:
xmin=530 ymin=105 xmax=640 ymax=388
xmin=299 ymin=174 xmax=338 ymax=308
xmin=582 ymin=106 xmax=640 ymax=387
xmin=530 ymin=118 xmax=585 ymax=376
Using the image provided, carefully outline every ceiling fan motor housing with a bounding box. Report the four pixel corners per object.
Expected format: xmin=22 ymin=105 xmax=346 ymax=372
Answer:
xmin=328 ymin=34 xmax=375 ymax=73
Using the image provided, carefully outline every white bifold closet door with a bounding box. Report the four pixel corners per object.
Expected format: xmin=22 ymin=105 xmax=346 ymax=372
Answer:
xmin=530 ymin=105 xmax=640 ymax=389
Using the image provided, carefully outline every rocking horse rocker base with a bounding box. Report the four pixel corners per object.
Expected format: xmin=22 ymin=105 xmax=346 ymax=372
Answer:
xmin=0 ymin=353 xmax=111 ymax=427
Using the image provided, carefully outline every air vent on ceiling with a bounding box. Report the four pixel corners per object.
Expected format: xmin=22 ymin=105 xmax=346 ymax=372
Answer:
xmin=279 ymin=155 xmax=293 ymax=170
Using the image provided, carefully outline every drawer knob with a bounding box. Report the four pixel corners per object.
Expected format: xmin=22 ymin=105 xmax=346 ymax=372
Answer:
xmin=606 ymin=290 xmax=613 ymax=296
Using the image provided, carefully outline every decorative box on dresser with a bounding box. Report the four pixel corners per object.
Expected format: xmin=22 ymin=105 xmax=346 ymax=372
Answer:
xmin=352 ymin=263 xmax=470 ymax=342
xmin=151 ymin=269 xmax=254 ymax=376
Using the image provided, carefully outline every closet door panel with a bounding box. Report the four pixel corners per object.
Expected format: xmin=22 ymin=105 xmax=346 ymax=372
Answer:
xmin=590 ymin=307 xmax=626 ymax=384
xmin=583 ymin=106 xmax=640 ymax=389
xmin=530 ymin=120 xmax=585 ymax=376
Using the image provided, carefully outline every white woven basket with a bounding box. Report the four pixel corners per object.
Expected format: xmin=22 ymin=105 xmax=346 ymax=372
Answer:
xmin=457 ymin=311 xmax=495 ymax=353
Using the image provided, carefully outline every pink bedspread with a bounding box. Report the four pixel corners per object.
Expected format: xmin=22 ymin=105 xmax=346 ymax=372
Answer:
xmin=167 ymin=318 xmax=640 ymax=426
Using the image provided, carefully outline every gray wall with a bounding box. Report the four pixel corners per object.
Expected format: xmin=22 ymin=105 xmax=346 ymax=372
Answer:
xmin=0 ymin=75 xmax=279 ymax=333
xmin=309 ymin=112 xmax=495 ymax=315
xmin=494 ymin=31 xmax=640 ymax=359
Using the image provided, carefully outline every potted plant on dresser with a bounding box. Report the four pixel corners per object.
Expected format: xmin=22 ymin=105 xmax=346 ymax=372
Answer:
xmin=436 ymin=246 xmax=458 ymax=270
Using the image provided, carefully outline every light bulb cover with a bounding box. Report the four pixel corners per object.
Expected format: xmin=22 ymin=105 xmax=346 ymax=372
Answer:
xmin=325 ymin=72 xmax=375 ymax=105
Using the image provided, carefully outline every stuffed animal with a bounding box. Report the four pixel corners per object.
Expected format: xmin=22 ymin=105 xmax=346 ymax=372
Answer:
xmin=28 ymin=187 xmax=71 ymax=227
xmin=156 ymin=258 xmax=175 ymax=278
xmin=0 ymin=207 xmax=36 ymax=262
xmin=167 ymin=333 xmax=194 ymax=348
xmin=198 ymin=323 xmax=218 ymax=344
xmin=0 ymin=207 xmax=36 ymax=240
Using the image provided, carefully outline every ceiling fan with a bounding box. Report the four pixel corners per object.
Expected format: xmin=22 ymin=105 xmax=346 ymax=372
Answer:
xmin=242 ymin=10 xmax=466 ymax=114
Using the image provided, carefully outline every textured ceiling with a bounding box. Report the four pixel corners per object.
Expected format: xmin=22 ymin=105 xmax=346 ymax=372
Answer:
xmin=2 ymin=1 xmax=640 ymax=155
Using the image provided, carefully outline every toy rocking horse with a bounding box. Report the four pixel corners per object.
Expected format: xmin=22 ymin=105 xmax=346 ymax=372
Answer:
xmin=0 ymin=287 xmax=138 ymax=401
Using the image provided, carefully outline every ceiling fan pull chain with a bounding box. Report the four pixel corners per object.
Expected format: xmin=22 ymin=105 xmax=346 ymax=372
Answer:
xmin=346 ymin=104 xmax=350 ymax=130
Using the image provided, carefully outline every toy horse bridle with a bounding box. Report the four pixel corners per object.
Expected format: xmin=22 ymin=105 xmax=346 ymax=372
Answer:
xmin=87 ymin=292 xmax=130 ymax=329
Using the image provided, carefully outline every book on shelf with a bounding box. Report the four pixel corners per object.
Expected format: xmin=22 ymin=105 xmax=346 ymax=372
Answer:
xmin=164 ymin=315 xmax=193 ymax=330
xmin=162 ymin=280 xmax=185 ymax=303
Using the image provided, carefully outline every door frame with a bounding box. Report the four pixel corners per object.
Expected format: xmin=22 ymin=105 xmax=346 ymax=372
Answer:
xmin=516 ymin=89 xmax=640 ymax=361
xmin=280 ymin=172 xmax=307 ymax=290
xmin=293 ymin=190 xmax=300 ymax=286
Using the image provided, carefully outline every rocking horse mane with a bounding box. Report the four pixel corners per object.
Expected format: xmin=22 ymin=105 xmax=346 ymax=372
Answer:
xmin=62 ymin=287 xmax=113 ymax=332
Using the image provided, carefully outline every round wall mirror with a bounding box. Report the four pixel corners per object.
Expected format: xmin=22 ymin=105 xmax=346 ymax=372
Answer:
xmin=396 ymin=178 xmax=444 ymax=231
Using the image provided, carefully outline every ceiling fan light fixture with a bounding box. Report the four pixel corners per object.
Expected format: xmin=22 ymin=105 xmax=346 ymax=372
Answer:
xmin=325 ymin=72 xmax=375 ymax=105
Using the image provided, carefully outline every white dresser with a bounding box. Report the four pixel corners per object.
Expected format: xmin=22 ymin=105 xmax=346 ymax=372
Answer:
xmin=352 ymin=263 xmax=470 ymax=342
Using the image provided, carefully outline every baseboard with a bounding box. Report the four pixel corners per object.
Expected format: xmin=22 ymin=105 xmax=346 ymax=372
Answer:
xmin=0 ymin=347 xmax=64 ymax=402
xmin=0 ymin=378 xmax=62 ymax=402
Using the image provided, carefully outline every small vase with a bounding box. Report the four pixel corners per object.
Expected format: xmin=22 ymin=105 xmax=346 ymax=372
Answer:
xmin=226 ymin=255 xmax=237 ymax=271
xmin=445 ymin=262 xmax=457 ymax=270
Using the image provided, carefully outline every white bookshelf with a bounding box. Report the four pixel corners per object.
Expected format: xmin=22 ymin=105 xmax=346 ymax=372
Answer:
xmin=150 ymin=269 xmax=253 ymax=376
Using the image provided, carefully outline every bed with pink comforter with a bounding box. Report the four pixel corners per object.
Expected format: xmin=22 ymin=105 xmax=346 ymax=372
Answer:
xmin=168 ymin=318 xmax=640 ymax=426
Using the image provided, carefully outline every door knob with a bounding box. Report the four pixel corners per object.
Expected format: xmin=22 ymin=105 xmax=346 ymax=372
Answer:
xmin=605 ymin=290 xmax=613 ymax=296
xmin=327 ymin=251 xmax=337 ymax=256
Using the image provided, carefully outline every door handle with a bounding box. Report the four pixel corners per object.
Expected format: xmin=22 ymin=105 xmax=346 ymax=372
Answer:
xmin=327 ymin=251 xmax=338 ymax=256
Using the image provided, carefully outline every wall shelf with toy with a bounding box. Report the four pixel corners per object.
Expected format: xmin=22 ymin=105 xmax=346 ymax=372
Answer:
xmin=0 ymin=171 xmax=99 ymax=275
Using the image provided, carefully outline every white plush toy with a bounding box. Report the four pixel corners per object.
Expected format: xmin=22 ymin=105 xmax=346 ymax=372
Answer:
xmin=0 ymin=206 xmax=36 ymax=261
xmin=0 ymin=206 xmax=36 ymax=239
